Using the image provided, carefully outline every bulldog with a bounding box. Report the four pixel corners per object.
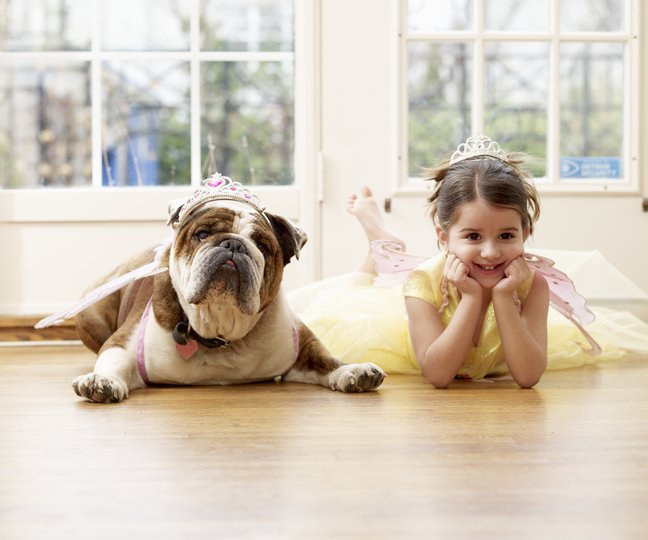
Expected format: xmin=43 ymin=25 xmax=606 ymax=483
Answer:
xmin=70 ymin=176 xmax=385 ymax=403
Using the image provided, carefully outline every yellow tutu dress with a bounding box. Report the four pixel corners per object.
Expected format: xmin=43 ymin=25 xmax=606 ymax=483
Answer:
xmin=289 ymin=250 xmax=648 ymax=378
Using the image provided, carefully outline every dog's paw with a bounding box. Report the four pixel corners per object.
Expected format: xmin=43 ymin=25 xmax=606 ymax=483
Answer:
xmin=329 ymin=363 xmax=385 ymax=392
xmin=72 ymin=373 xmax=128 ymax=403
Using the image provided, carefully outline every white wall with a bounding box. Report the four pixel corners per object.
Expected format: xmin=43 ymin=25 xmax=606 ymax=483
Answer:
xmin=0 ymin=221 xmax=169 ymax=315
xmin=318 ymin=0 xmax=401 ymax=278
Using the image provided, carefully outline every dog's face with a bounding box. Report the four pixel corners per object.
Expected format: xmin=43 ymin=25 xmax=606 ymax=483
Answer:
xmin=169 ymin=200 xmax=306 ymax=318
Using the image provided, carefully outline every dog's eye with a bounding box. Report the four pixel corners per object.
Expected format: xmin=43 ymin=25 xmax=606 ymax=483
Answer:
xmin=255 ymin=240 xmax=271 ymax=256
xmin=194 ymin=230 xmax=210 ymax=242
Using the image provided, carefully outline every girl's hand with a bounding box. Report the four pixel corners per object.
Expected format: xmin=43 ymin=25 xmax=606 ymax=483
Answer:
xmin=444 ymin=253 xmax=482 ymax=299
xmin=493 ymin=256 xmax=531 ymax=297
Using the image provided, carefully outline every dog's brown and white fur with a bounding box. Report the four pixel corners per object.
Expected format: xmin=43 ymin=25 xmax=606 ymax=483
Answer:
xmin=72 ymin=200 xmax=385 ymax=402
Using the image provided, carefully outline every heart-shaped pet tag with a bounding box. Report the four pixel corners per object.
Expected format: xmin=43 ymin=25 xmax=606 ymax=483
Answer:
xmin=176 ymin=339 xmax=198 ymax=360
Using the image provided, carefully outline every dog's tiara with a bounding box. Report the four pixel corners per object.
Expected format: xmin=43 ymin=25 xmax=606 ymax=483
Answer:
xmin=174 ymin=174 xmax=268 ymax=228
xmin=449 ymin=135 xmax=508 ymax=165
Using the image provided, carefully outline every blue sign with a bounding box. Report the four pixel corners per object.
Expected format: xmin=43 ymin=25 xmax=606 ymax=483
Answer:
xmin=560 ymin=157 xmax=622 ymax=179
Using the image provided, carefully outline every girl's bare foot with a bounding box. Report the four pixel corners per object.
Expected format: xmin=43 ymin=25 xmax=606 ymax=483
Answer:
xmin=346 ymin=186 xmax=405 ymax=249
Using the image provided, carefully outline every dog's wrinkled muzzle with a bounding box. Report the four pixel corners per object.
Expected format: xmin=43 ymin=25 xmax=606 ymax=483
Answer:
xmin=184 ymin=239 xmax=264 ymax=314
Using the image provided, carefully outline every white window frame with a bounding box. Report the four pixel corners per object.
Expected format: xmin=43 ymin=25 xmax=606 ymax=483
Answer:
xmin=0 ymin=0 xmax=317 ymax=224
xmin=396 ymin=0 xmax=641 ymax=196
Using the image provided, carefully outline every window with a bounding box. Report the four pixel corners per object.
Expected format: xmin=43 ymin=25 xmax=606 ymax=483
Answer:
xmin=403 ymin=0 xmax=638 ymax=191
xmin=0 ymin=0 xmax=295 ymax=189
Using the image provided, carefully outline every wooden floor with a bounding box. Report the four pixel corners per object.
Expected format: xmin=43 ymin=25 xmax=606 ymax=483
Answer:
xmin=1 ymin=345 xmax=648 ymax=539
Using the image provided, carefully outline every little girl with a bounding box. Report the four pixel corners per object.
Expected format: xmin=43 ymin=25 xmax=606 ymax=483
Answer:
xmin=290 ymin=135 xmax=648 ymax=388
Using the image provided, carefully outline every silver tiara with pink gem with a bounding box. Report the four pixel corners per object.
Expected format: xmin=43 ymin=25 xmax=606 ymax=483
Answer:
xmin=174 ymin=174 xmax=267 ymax=228
xmin=449 ymin=135 xmax=508 ymax=165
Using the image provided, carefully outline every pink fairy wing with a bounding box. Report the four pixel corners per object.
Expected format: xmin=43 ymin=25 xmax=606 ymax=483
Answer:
xmin=524 ymin=253 xmax=601 ymax=355
xmin=524 ymin=253 xmax=595 ymax=325
xmin=371 ymin=240 xmax=427 ymax=287
xmin=35 ymin=238 xmax=172 ymax=329
xmin=371 ymin=239 xmax=426 ymax=273
xmin=34 ymin=262 xmax=168 ymax=329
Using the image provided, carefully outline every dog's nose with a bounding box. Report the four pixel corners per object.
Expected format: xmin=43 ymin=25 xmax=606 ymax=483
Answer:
xmin=220 ymin=238 xmax=245 ymax=252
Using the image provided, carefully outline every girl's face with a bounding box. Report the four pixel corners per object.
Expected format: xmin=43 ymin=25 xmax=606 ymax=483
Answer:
xmin=437 ymin=198 xmax=529 ymax=289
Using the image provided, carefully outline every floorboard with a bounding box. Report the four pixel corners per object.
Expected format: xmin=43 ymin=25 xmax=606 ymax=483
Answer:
xmin=1 ymin=344 xmax=647 ymax=539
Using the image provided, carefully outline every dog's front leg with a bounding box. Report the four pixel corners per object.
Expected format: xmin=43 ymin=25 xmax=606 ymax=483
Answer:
xmin=72 ymin=347 xmax=142 ymax=403
xmin=283 ymin=322 xmax=385 ymax=392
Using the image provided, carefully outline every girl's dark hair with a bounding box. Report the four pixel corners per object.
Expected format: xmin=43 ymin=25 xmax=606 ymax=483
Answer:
xmin=424 ymin=153 xmax=541 ymax=234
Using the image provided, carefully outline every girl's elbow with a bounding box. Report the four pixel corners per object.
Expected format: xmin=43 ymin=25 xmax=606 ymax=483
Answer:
xmin=513 ymin=369 xmax=544 ymax=389
xmin=510 ymin=352 xmax=547 ymax=388
xmin=516 ymin=378 xmax=539 ymax=389
xmin=419 ymin=353 xmax=458 ymax=388
xmin=421 ymin=367 xmax=454 ymax=389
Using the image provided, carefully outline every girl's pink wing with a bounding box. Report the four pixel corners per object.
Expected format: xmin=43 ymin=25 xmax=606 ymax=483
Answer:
xmin=371 ymin=240 xmax=427 ymax=287
xmin=524 ymin=253 xmax=601 ymax=354
xmin=524 ymin=253 xmax=595 ymax=325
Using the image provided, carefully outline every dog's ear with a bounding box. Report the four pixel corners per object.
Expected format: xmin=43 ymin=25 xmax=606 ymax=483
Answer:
xmin=266 ymin=213 xmax=308 ymax=265
xmin=167 ymin=197 xmax=186 ymax=226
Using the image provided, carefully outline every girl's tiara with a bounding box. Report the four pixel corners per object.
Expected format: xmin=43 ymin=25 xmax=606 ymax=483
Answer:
xmin=450 ymin=135 xmax=508 ymax=165
xmin=173 ymin=174 xmax=268 ymax=228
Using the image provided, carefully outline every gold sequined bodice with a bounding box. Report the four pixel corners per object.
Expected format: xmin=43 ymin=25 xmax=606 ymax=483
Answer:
xmin=403 ymin=253 xmax=534 ymax=379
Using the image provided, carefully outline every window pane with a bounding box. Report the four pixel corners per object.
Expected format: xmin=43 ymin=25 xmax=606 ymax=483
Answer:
xmin=560 ymin=0 xmax=625 ymax=32
xmin=560 ymin=42 xmax=624 ymax=179
xmin=201 ymin=61 xmax=294 ymax=185
xmin=408 ymin=42 xmax=472 ymax=175
xmin=407 ymin=0 xmax=472 ymax=33
xmin=484 ymin=41 xmax=549 ymax=177
xmin=485 ymin=0 xmax=549 ymax=32
xmin=102 ymin=61 xmax=190 ymax=186
xmin=0 ymin=62 xmax=92 ymax=188
xmin=200 ymin=0 xmax=293 ymax=52
xmin=101 ymin=0 xmax=190 ymax=51
xmin=0 ymin=0 xmax=91 ymax=51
